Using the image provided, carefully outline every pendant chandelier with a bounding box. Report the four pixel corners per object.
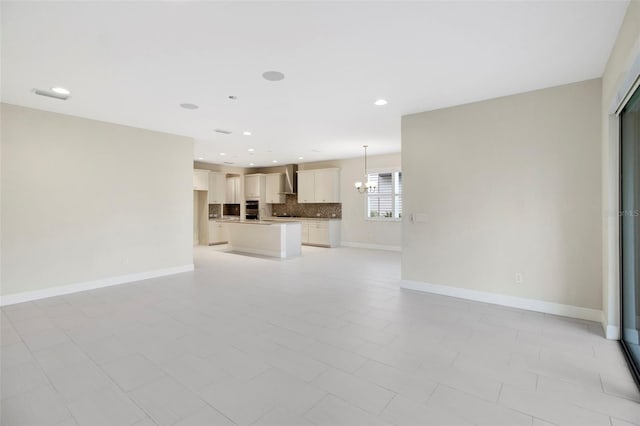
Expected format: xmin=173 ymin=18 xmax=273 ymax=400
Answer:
xmin=355 ymin=145 xmax=377 ymax=193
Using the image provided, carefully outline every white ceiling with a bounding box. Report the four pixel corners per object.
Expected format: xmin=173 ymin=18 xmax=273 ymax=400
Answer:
xmin=1 ymin=1 xmax=629 ymax=167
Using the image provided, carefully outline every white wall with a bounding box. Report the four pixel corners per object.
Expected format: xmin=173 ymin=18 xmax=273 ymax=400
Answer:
xmin=401 ymin=79 xmax=603 ymax=315
xmin=601 ymin=0 xmax=640 ymax=338
xmin=299 ymin=153 xmax=402 ymax=250
xmin=1 ymin=103 xmax=194 ymax=301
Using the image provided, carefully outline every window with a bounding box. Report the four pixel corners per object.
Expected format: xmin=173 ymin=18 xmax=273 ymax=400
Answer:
xmin=367 ymin=171 xmax=402 ymax=220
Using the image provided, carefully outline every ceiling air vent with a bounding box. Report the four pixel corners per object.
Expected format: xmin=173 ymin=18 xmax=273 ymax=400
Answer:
xmin=214 ymin=129 xmax=232 ymax=135
xmin=33 ymin=89 xmax=69 ymax=101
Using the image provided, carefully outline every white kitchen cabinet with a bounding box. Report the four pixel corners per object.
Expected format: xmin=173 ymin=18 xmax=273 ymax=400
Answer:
xmin=308 ymin=222 xmax=330 ymax=246
xmin=297 ymin=171 xmax=315 ymax=203
xmin=306 ymin=220 xmax=340 ymax=247
xmin=226 ymin=176 xmax=241 ymax=203
xmin=300 ymin=222 xmax=310 ymax=244
xmin=314 ymin=169 xmax=340 ymax=203
xmin=297 ymin=168 xmax=340 ymax=203
xmin=245 ymin=174 xmax=266 ymax=199
xmin=265 ymin=173 xmax=285 ymax=204
xmin=208 ymin=221 xmax=229 ymax=244
xmin=207 ymin=172 xmax=226 ymax=204
xmin=193 ymin=169 xmax=209 ymax=191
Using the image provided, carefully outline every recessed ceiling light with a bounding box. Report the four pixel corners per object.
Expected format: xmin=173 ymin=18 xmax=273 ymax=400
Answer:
xmin=249 ymin=162 xmax=255 ymax=166
xmin=248 ymin=148 xmax=255 ymax=152
xmin=298 ymin=156 xmax=304 ymax=160
xmin=51 ymin=87 xmax=70 ymax=95
xmin=180 ymin=103 xmax=199 ymax=110
xmin=374 ymin=99 xmax=388 ymax=106
xmin=243 ymin=131 xmax=252 ymax=136
xmin=272 ymin=160 xmax=278 ymax=163
xmin=219 ymin=153 xmax=226 ymax=156
xmin=262 ymin=71 xmax=285 ymax=82
xmin=198 ymin=157 xmax=204 ymax=160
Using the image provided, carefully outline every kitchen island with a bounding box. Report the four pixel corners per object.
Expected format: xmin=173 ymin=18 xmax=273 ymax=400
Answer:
xmin=225 ymin=220 xmax=302 ymax=258
xmin=266 ymin=217 xmax=341 ymax=247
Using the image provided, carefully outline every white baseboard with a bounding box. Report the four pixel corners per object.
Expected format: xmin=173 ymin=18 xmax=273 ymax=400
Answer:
xmin=401 ymin=279 xmax=603 ymax=323
xmin=0 ymin=264 xmax=195 ymax=307
xmin=341 ymin=241 xmax=401 ymax=252
xmin=600 ymin=309 xmax=622 ymax=340
xmin=603 ymin=324 xmax=621 ymax=340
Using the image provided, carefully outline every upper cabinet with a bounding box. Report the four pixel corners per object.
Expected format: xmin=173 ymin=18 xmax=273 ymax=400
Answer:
xmin=245 ymin=174 xmax=266 ymax=199
xmin=297 ymin=168 xmax=340 ymax=203
xmin=226 ymin=176 xmax=241 ymax=204
xmin=207 ymin=172 xmax=226 ymax=204
xmin=265 ymin=173 xmax=285 ymax=204
xmin=314 ymin=169 xmax=340 ymax=203
xmin=193 ymin=169 xmax=209 ymax=191
xmin=297 ymin=171 xmax=315 ymax=203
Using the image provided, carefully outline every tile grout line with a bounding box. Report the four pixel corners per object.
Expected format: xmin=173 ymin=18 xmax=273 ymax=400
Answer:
xmin=300 ymin=392 xmax=331 ymax=423
xmin=425 ymin=382 xmax=440 ymax=403
xmin=2 ymin=306 xmax=80 ymax=424
xmin=64 ymin=342 xmax=158 ymax=424
xmin=378 ymin=393 xmax=397 ymax=417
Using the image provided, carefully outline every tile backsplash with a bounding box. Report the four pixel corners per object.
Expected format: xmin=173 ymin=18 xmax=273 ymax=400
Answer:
xmin=208 ymin=204 xmax=222 ymax=219
xmin=271 ymin=194 xmax=341 ymax=218
xmin=223 ymin=204 xmax=240 ymax=216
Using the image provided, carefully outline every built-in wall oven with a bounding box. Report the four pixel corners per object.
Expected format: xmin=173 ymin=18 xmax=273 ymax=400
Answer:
xmin=245 ymin=200 xmax=259 ymax=220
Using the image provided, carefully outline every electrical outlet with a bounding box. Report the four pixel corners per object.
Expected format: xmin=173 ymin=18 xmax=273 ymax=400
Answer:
xmin=515 ymin=272 xmax=523 ymax=284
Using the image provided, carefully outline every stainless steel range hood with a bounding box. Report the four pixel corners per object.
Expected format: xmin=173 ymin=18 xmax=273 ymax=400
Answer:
xmin=282 ymin=164 xmax=298 ymax=194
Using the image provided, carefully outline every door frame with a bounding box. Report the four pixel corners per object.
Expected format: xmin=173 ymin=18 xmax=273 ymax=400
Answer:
xmin=618 ymin=82 xmax=640 ymax=388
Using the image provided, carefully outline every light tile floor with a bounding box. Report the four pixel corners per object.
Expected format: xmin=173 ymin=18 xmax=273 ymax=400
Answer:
xmin=1 ymin=245 xmax=639 ymax=426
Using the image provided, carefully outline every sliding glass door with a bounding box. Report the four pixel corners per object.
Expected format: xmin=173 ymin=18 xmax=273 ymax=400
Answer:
xmin=620 ymin=84 xmax=640 ymax=384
